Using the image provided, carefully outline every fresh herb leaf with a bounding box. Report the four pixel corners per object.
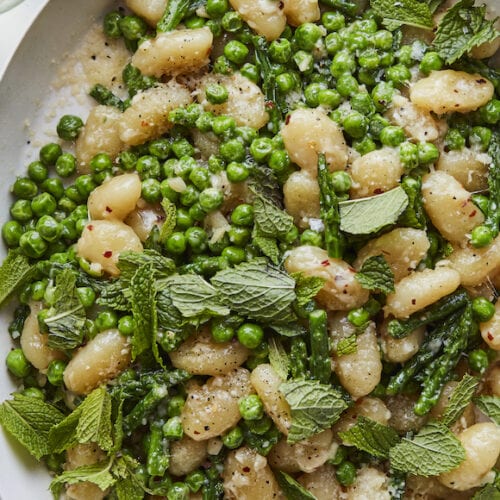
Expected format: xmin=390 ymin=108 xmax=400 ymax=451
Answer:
xmin=399 ymin=176 xmax=426 ymax=230
xmin=162 ymin=274 xmax=230 ymax=319
xmin=335 ymin=334 xmax=358 ymax=356
xmin=370 ymin=0 xmax=433 ymax=30
xmin=441 ymin=374 xmax=479 ymax=426
xmin=118 ymin=250 xmax=175 ymax=279
xmin=280 ymin=380 xmax=348 ymax=443
xmin=389 ymin=421 xmax=465 ymax=476
xmin=291 ymin=273 xmax=326 ymax=307
xmin=76 ymin=387 xmax=114 ymax=451
xmin=89 ymin=83 xmax=125 ymax=111
xmin=474 ymin=396 xmax=500 ymax=425
xmin=355 ymin=255 xmax=395 ymax=294
xmin=0 ymin=250 xmax=35 ymax=307
xmin=433 ymin=0 xmax=499 ymax=64
xmin=253 ymin=195 xmax=295 ymax=242
xmin=159 ymin=198 xmax=176 ymax=244
xmin=45 ymin=268 xmax=86 ymax=350
xmin=339 ymin=416 xmax=400 ymax=458
xmin=275 ymin=471 xmax=318 ymax=499
xmin=253 ymin=236 xmax=280 ymax=265
xmin=0 ymin=394 xmax=64 ymax=460
xmin=113 ymin=455 xmax=149 ymax=500
xmin=268 ymin=337 xmax=290 ymax=381
xmin=130 ymin=263 xmax=157 ymax=360
xmin=339 ymin=187 xmax=409 ymax=235
xmin=50 ymin=459 xmax=115 ymax=495
xmin=472 ymin=483 xmax=500 ymax=500
xmin=48 ymin=407 xmax=82 ymax=453
xmin=270 ymin=322 xmax=307 ymax=337
xmin=211 ymin=259 xmax=297 ymax=324
xmin=156 ymin=0 xmax=204 ymax=32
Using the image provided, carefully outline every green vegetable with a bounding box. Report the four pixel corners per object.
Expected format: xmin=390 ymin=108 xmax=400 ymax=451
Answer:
xmin=440 ymin=373 xmax=479 ymax=427
xmin=147 ymin=421 xmax=169 ymax=476
xmin=237 ymin=323 xmax=264 ymax=349
xmin=370 ymin=0 xmax=432 ymax=30
xmin=355 ymin=255 xmax=395 ymax=294
xmin=474 ymin=396 xmax=500 ymax=425
xmin=89 ymin=84 xmax=125 ymax=111
xmin=389 ymin=421 xmax=465 ymax=476
xmin=6 ymin=348 xmax=31 ymax=378
xmin=268 ymin=337 xmax=290 ymax=380
xmin=336 ymin=461 xmax=357 ymax=486
xmin=0 ymin=250 xmax=35 ymax=307
xmin=308 ymin=310 xmax=331 ymax=384
xmin=275 ymin=471 xmax=317 ymax=499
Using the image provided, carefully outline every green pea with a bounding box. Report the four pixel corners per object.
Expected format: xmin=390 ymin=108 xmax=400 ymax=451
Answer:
xmin=380 ymin=125 xmax=406 ymax=147
xmin=322 ymin=11 xmax=345 ymax=31
xmin=284 ymin=225 xmax=299 ymax=244
xmin=220 ymin=139 xmax=246 ymax=162
xmin=372 ymin=81 xmax=394 ymax=111
xmin=234 ymin=126 xmax=258 ymax=145
xmin=205 ymin=83 xmax=229 ymax=104
xmin=47 ymin=360 xmax=66 ymax=386
xmin=269 ymin=38 xmax=292 ymax=64
xmin=185 ymin=226 xmax=208 ymax=253
xmin=399 ymin=142 xmax=419 ymax=170
xmin=417 ymin=142 xmax=439 ymax=165
xmin=195 ymin=111 xmax=215 ymax=133
xmin=118 ymin=315 xmax=135 ymax=336
xmin=42 ymin=177 xmax=65 ymax=200
xmin=300 ymin=229 xmax=323 ymax=247
xmin=173 ymin=208 xmax=192 ymax=231
xmin=330 ymin=50 xmax=356 ymax=77
xmin=56 ymin=114 xmax=84 ymax=141
xmin=237 ymin=323 xmax=264 ymax=349
xmin=188 ymin=202 xmax=206 ymax=222
xmin=175 ymin=156 xmax=197 ymax=180
xmin=472 ymin=297 xmax=496 ymax=322
xmin=27 ymin=161 xmax=49 ymax=184
xmin=479 ymin=99 xmax=500 ymax=125
xmin=39 ymin=143 xmax=62 ymax=166
xmin=221 ymin=11 xmax=242 ymax=32
xmin=206 ymin=0 xmax=228 ymax=18
xmin=103 ymin=11 xmax=122 ymax=38
xmin=207 ymin=18 xmax=223 ymax=37
xmin=167 ymin=395 xmax=185 ymax=417
xmin=211 ymin=318 xmax=235 ymax=342
xmin=471 ymin=225 xmax=494 ymax=248
xmin=240 ymin=62 xmax=260 ymax=83
xmin=268 ymin=149 xmax=290 ymax=173
xmin=95 ymin=310 xmax=118 ymax=331
xmin=250 ymin=137 xmax=273 ymax=162
xmin=212 ymin=115 xmax=236 ymax=136
xmin=469 ymin=126 xmax=492 ymax=151
xmin=19 ymin=230 xmax=47 ymax=258
xmin=238 ymin=394 xmax=264 ymax=420
xmin=141 ymin=178 xmax=162 ymax=203
xmin=347 ymin=307 xmax=370 ymax=327
xmin=397 ymin=45 xmax=413 ymax=66
xmin=224 ymin=40 xmax=249 ymax=65
xmin=6 ymin=348 xmax=31 ymax=378
xmin=295 ymin=22 xmax=323 ymax=51
xmin=119 ymin=150 xmax=137 ymax=171
xmin=471 ymin=194 xmax=489 ymax=215
xmin=74 ymin=175 xmax=97 ymax=198
xmin=342 ymin=111 xmax=368 ymax=139
xmin=179 ymin=185 xmax=200 ymax=207
xmin=445 ymin=128 xmax=465 ymax=151
xmin=346 ymin=31 xmax=368 ymax=51
xmin=12 ymin=177 xmax=38 ymax=200
xmin=163 ymin=416 xmax=184 ymax=439
xmin=226 ymin=161 xmax=250 ymax=182
xmin=468 ymin=349 xmax=489 ymax=373
xmin=386 ymin=64 xmax=412 ymax=86
xmin=118 ymin=15 xmax=147 ymax=41
xmin=90 ymin=153 xmax=113 ymax=173
xmin=325 ymin=32 xmax=342 ymax=55
xmin=228 ymin=225 xmax=251 ymax=247
xmin=199 ymin=187 xmax=224 ymax=212
xmin=246 ymin=415 xmax=272 ymax=435
xmin=317 ymin=89 xmax=341 ymax=109
xmin=357 ymin=48 xmax=380 ymax=70
xmin=213 ymin=54 xmax=235 ymax=75
xmin=222 ymin=426 xmax=244 ymax=449
xmin=184 ymin=15 xmax=206 ymax=29
xmin=329 ymin=446 xmax=347 ymax=465
xmin=136 ymin=155 xmax=161 ymax=179
xmin=350 ymin=92 xmax=375 ymax=115
xmin=166 ymin=232 xmax=187 ymax=255
xmin=171 ymin=138 xmax=195 ymax=159
xmin=336 ymin=461 xmax=357 ymax=486
xmin=185 ymin=470 xmax=205 ymax=493
xmin=231 ymin=203 xmax=254 ymax=226
xmin=419 ymin=51 xmax=443 ymax=75
xmin=331 ymin=171 xmax=352 ymax=193
xmin=167 ymin=482 xmax=190 ymax=500
xmin=221 ymin=245 xmax=246 ymax=265
xmin=60 ymin=218 xmax=78 ymax=241
xmin=293 ymin=50 xmax=314 ymax=73
xmin=22 ymin=387 xmax=45 ymax=400
xmin=36 ymin=215 xmax=62 ymax=242
xmin=2 ymin=220 xmax=23 ymax=247
xmin=55 ymin=153 xmax=77 ymax=178
xmin=373 ymin=30 xmax=393 ymax=50
xmin=352 ymin=136 xmax=376 ymax=155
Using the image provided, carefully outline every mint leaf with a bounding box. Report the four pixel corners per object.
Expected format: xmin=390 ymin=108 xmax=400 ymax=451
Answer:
xmin=268 ymin=337 xmax=290 ymax=380
xmin=48 ymin=407 xmax=82 ymax=453
xmin=253 ymin=236 xmax=280 ymax=265
xmin=335 ymin=334 xmax=357 ymax=356
xmin=291 ymin=272 xmax=326 ymax=307
xmin=370 ymin=0 xmax=433 ymax=30
xmin=472 ymin=483 xmax=500 ymax=500
xmin=0 ymin=394 xmax=64 ymax=459
xmin=280 ymin=380 xmax=348 ymax=443
xmin=76 ymin=387 xmax=114 ymax=451
xmin=162 ymin=274 xmax=230 ymax=318
xmin=0 ymin=250 xmax=35 ymax=306
xmin=441 ymin=374 xmax=479 ymax=427
xmin=159 ymin=198 xmax=176 ymax=243
xmin=270 ymin=322 xmax=306 ymax=337
xmin=212 ymin=259 xmax=297 ymax=324
xmin=275 ymin=471 xmax=317 ymax=499
xmin=474 ymin=396 xmax=500 ymax=425
xmin=339 ymin=416 xmax=400 ymax=458
xmin=50 ymin=459 xmax=115 ymax=494
xmin=130 ymin=263 xmax=157 ymax=360
xmin=113 ymin=455 xmax=149 ymax=500
xmin=390 ymin=421 xmax=465 ymax=476
xmin=45 ymin=268 xmax=86 ymax=350
xmin=433 ymin=0 xmax=499 ymax=64
xmin=253 ymin=195 xmax=295 ymax=241
xmin=118 ymin=249 xmax=175 ymax=279
xmin=355 ymin=255 xmax=395 ymax=294
xmin=339 ymin=187 xmax=409 ymax=235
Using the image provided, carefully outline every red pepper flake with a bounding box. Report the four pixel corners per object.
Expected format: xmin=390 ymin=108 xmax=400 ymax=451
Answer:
xmin=141 ymin=120 xmax=149 ymax=127
xmin=103 ymin=250 xmax=113 ymax=258
xmin=373 ymin=188 xmax=383 ymax=194
xmin=321 ymin=259 xmax=330 ymax=267
xmin=469 ymin=210 xmax=477 ymax=217
xmin=285 ymin=114 xmax=291 ymax=125
xmin=87 ymin=224 xmax=94 ymax=231
xmin=476 ymin=78 xmax=486 ymax=84
xmin=488 ymin=332 xmax=494 ymax=341
xmin=411 ymin=298 xmax=416 ymax=305
xmin=265 ymin=101 xmax=275 ymax=109
xmin=242 ymin=467 xmax=251 ymax=473
xmin=105 ymin=206 xmax=113 ymax=213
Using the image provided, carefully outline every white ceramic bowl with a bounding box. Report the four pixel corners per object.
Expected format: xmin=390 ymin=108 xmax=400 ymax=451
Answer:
xmin=0 ymin=2 xmax=115 ymax=497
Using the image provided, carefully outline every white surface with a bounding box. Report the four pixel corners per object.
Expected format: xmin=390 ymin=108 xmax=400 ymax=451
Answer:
xmin=0 ymin=2 xmax=114 ymax=498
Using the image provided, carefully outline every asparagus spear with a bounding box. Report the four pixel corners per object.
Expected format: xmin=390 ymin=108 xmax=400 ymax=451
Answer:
xmin=123 ymin=384 xmax=168 ymax=435
xmin=290 ymin=337 xmax=309 ymax=379
xmin=387 ymin=289 xmax=469 ymax=339
xmin=317 ymin=153 xmax=343 ymax=259
xmin=157 ymin=0 xmax=205 ymax=32
xmin=309 ymin=309 xmax=331 ymax=384
xmin=89 ymin=83 xmax=125 ymax=111
xmin=146 ymin=421 xmax=169 ymax=477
